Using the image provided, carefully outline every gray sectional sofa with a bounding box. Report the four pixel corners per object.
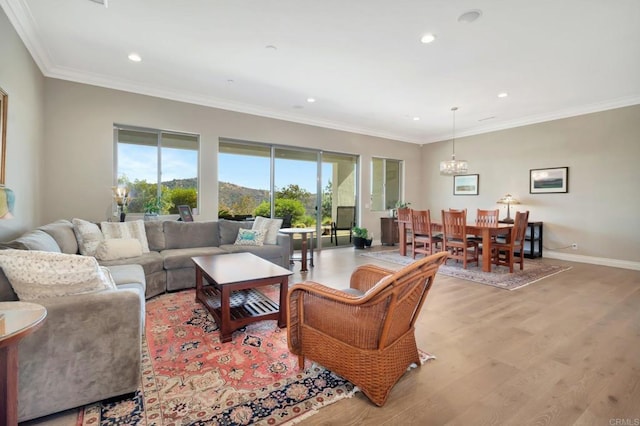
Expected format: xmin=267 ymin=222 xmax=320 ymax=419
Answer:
xmin=0 ymin=218 xmax=290 ymax=422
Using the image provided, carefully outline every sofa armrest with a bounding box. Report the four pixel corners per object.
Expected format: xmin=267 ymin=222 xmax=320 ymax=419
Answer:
xmin=17 ymin=289 xmax=142 ymax=421
xmin=277 ymin=232 xmax=291 ymax=266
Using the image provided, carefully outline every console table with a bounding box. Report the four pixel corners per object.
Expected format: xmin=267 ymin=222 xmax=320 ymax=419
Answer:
xmin=380 ymin=217 xmax=399 ymax=245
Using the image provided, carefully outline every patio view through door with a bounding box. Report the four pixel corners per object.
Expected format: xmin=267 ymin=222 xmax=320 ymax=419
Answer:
xmin=218 ymin=140 xmax=358 ymax=251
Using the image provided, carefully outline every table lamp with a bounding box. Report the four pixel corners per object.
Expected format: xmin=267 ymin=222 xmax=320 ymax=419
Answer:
xmin=497 ymin=194 xmax=520 ymax=224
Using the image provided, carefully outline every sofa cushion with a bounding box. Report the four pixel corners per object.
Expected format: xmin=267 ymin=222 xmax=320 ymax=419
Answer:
xmin=0 ymin=249 xmax=116 ymax=300
xmin=234 ymin=228 xmax=265 ymax=246
xmin=219 ymin=220 xmax=251 ymax=245
xmin=95 ymin=238 xmax=143 ymax=261
xmin=72 ymin=218 xmax=104 ymax=256
xmin=144 ymin=220 xmax=166 ymax=251
xmin=164 ymin=221 xmax=219 ymax=249
xmin=12 ymin=230 xmax=61 ymax=252
xmin=100 ymin=220 xmax=150 ymax=253
xmin=38 ymin=220 xmax=78 ymax=254
xmin=252 ymin=216 xmax=283 ymax=245
xmin=219 ymin=244 xmax=287 ymax=260
xmin=161 ymin=247 xmax=227 ymax=270
xmin=97 ymin=251 xmax=164 ymax=276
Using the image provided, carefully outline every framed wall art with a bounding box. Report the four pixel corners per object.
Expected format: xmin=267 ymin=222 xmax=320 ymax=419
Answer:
xmin=453 ymin=174 xmax=479 ymax=196
xmin=0 ymin=86 xmax=7 ymax=185
xmin=178 ymin=205 xmax=194 ymax=222
xmin=530 ymin=167 xmax=568 ymax=194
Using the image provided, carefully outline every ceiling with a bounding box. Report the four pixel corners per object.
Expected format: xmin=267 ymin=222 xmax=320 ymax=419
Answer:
xmin=2 ymin=0 xmax=639 ymax=144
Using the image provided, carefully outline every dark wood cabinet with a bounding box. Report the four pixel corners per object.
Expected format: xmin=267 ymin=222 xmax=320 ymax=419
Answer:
xmin=380 ymin=217 xmax=399 ymax=245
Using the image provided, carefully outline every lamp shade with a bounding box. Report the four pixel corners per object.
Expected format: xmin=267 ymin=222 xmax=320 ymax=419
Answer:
xmin=497 ymin=194 xmax=520 ymax=205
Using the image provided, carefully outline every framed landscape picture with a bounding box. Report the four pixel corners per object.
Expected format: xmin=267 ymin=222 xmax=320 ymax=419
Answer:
xmin=530 ymin=167 xmax=568 ymax=193
xmin=453 ymin=174 xmax=479 ymax=196
xmin=178 ymin=205 xmax=194 ymax=222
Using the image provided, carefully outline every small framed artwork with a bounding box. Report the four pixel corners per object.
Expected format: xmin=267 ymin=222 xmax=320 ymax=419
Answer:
xmin=453 ymin=174 xmax=479 ymax=196
xmin=178 ymin=205 xmax=194 ymax=222
xmin=0 ymin=86 xmax=7 ymax=185
xmin=530 ymin=167 xmax=568 ymax=194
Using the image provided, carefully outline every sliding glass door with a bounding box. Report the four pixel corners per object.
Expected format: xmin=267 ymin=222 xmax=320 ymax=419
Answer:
xmin=218 ymin=140 xmax=358 ymax=249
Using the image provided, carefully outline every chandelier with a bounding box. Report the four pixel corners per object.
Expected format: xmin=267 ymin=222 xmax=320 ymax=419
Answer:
xmin=439 ymin=106 xmax=468 ymax=175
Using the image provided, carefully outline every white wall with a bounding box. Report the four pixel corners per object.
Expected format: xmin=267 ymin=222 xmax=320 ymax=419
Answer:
xmin=420 ymin=105 xmax=640 ymax=267
xmin=0 ymin=7 xmax=45 ymax=240
xmin=42 ymin=79 xmax=423 ymax=240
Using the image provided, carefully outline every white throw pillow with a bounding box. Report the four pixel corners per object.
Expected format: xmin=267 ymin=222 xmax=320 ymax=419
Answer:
xmin=95 ymin=238 xmax=143 ymax=261
xmin=72 ymin=218 xmax=104 ymax=256
xmin=0 ymin=249 xmax=117 ymax=300
xmin=252 ymin=216 xmax=283 ymax=245
xmin=234 ymin=228 xmax=265 ymax=246
xmin=100 ymin=220 xmax=150 ymax=253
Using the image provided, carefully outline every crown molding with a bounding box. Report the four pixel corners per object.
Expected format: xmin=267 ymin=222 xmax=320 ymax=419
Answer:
xmin=3 ymin=0 xmax=638 ymax=146
xmin=425 ymin=95 xmax=640 ymax=144
xmin=1 ymin=0 xmax=54 ymax=72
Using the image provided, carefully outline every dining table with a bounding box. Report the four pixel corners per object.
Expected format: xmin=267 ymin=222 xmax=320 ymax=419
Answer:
xmin=397 ymin=220 xmax=513 ymax=272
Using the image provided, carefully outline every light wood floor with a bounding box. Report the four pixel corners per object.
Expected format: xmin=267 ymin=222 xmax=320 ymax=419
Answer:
xmin=24 ymin=247 xmax=640 ymax=426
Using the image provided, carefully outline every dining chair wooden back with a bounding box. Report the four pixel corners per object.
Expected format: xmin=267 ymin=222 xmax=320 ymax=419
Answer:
xmin=470 ymin=208 xmax=501 ymax=245
xmin=411 ymin=209 xmax=442 ymax=258
xmin=492 ymin=210 xmax=530 ymax=272
xmin=396 ymin=207 xmax=413 ymax=244
xmin=441 ymin=209 xmax=478 ymax=269
xmin=476 ymin=209 xmax=499 ymax=225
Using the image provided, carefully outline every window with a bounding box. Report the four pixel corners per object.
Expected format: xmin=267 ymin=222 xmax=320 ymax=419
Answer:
xmin=115 ymin=126 xmax=199 ymax=215
xmin=371 ymin=158 xmax=403 ymax=211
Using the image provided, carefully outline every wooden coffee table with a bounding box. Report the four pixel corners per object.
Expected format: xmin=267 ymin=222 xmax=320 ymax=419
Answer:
xmin=192 ymin=252 xmax=293 ymax=343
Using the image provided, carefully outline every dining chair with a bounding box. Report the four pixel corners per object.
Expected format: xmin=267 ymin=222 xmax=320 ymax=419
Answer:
xmin=396 ymin=207 xmax=413 ymax=244
xmin=411 ymin=209 xmax=442 ymax=258
xmin=441 ymin=209 xmax=479 ymax=269
xmin=469 ymin=208 xmax=500 ymax=244
xmin=331 ymin=206 xmax=356 ymax=245
xmin=492 ymin=210 xmax=530 ymax=272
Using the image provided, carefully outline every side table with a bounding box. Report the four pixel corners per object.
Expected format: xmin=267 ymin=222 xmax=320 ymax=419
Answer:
xmin=0 ymin=302 xmax=47 ymax=426
xmin=279 ymin=227 xmax=315 ymax=272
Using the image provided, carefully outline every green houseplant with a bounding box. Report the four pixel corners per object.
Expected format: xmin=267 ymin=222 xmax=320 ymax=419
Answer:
xmin=352 ymin=226 xmax=368 ymax=249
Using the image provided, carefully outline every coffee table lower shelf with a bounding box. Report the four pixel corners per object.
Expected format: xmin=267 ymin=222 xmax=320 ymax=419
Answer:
xmin=197 ymin=286 xmax=281 ymax=342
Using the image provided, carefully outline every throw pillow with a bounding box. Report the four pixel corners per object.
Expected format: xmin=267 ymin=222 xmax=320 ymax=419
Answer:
xmin=94 ymin=238 xmax=143 ymax=261
xmin=0 ymin=249 xmax=117 ymax=300
xmin=100 ymin=220 xmax=150 ymax=253
xmin=234 ymin=228 xmax=265 ymax=246
xmin=252 ymin=216 xmax=283 ymax=245
xmin=72 ymin=218 xmax=104 ymax=256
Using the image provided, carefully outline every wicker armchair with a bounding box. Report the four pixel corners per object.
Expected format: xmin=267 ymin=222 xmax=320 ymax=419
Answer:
xmin=287 ymin=251 xmax=448 ymax=406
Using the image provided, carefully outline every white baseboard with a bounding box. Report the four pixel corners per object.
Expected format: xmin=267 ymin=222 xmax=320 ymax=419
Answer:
xmin=543 ymin=251 xmax=640 ymax=271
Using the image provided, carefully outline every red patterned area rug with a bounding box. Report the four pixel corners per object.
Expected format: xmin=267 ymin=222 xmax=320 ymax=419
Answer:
xmin=78 ymin=289 xmax=434 ymax=425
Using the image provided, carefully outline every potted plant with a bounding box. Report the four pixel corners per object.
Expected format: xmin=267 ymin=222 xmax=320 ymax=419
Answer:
xmin=352 ymin=226 xmax=368 ymax=249
xmin=143 ymin=199 xmax=160 ymax=221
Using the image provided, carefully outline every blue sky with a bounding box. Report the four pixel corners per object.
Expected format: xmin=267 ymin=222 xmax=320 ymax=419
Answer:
xmin=119 ymin=146 xmax=330 ymax=193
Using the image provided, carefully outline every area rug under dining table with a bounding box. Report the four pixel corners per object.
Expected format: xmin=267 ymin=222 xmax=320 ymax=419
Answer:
xmin=361 ymin=249 xmax=571 ymax=291
xmin=78 ymin=288 xmax=434 ymax=425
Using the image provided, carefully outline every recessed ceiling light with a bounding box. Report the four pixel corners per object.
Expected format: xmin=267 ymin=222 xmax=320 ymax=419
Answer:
xmin=306 ymin=97 xmax=316 ymax=103
xmin=420 ymin=33 xmax=437 ymax=44
xmin=128 ymin=53 xmax=142 ymax=62
xmin=413 ymin=117 xmax=421 ymax=121
xmin=497 ymin=92 xmax=509 ymax=98
xmin=265 ymin=45 xmax=278 ymax=50
xmin=458 ymin=10 xmax=482 ymax=23
xmin=226 ymin=79 xmax=234 ymax=83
